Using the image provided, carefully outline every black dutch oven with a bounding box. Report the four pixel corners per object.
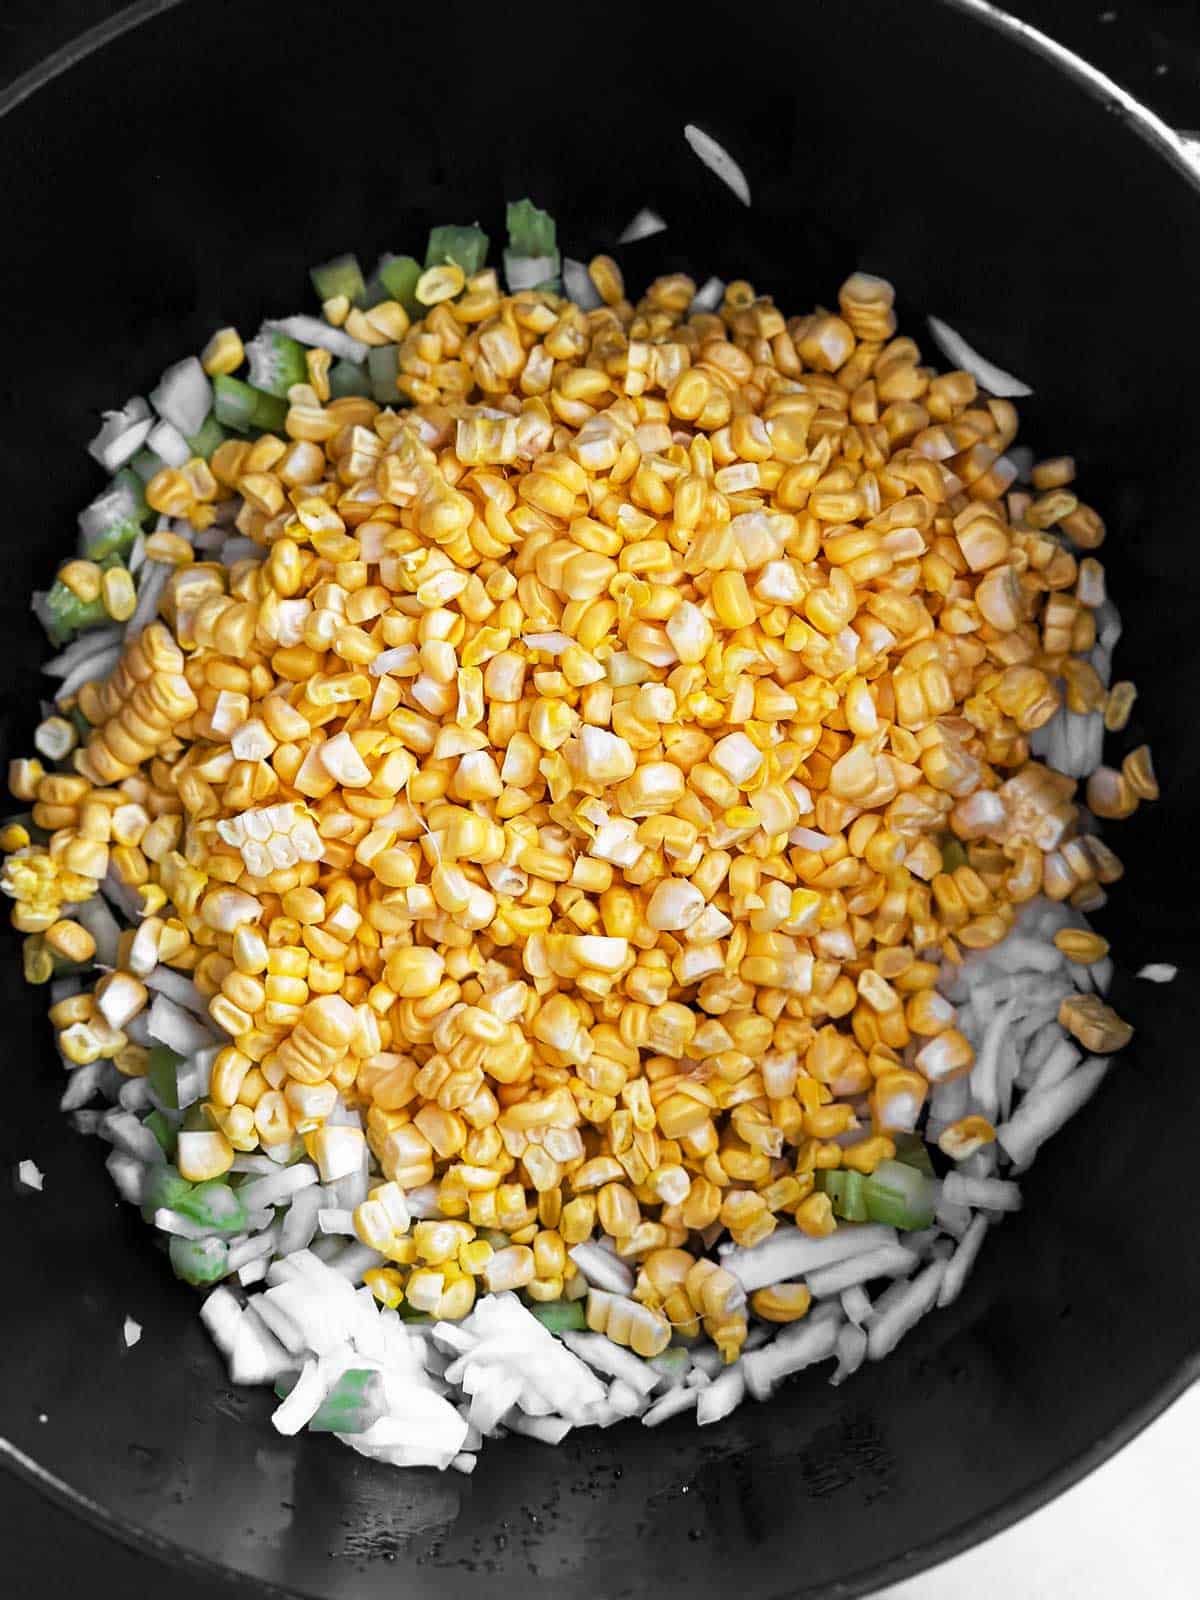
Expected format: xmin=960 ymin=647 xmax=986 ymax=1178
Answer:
xmin=1 ymin=2 xmax=1198 ymax=1594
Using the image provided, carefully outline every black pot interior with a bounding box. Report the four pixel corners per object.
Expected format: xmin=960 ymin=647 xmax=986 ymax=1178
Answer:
xmin=1 ymin=2 xmax=1199 ymax=1595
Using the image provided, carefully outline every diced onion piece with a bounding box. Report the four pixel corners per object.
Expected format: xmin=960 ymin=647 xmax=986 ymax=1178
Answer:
xmin=617 ymin=208 xmax=668 ymax=244
xmin=264 ymin=316 xmax=368 ymax=364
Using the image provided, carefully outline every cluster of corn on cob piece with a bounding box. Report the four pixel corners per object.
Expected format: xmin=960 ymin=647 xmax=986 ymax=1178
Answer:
xmin=2 ymin=256 xmax=1146 ymax=1353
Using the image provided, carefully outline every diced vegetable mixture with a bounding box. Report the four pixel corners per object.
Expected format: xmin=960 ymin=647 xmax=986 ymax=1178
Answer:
xmin=2 ymin=191 xmax=1152 ymax=1466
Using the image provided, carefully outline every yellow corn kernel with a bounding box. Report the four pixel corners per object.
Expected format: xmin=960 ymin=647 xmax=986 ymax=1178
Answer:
xmin=750 ymin=1282 xmax=812 ymax=1323
xmin=201 ymin=327 xmax=244 ymax=376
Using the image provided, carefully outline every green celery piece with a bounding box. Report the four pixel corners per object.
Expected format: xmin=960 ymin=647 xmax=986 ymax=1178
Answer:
xmin=311 ymin=1370 xmax=387 ymax=1433
xmin=940 ymin=835 xmax=968 ymax=873
xmin=367 ymin=345 xmax=401 ymax=404
xmin=395 ymin=1305 xmax=434 ymax=1324
xmin=355 ymin=270 xmax=389 ymax=310
xmin=143 ymin=1109 xmax=175 ymax=1159
xmin=212 ymin=374 xmax=288 ymax=435
xmin=42 ymin=580 xmax=107 ymax=645
xmin=179 ymin=1103 xmax=212 ymax=1134
xmin=65 ymin=706 xmax=91 ymax=743
xmin=650 ymin=1346 xmax=692 ymax=1383
xmin=141 ymin=1162 xmax=193 ymax=1222
xmin=376 ymin=255 xmax=422 ymax=315
xmin=528 ymin=1299 xmax=587 ymax=1334
xmin=147 ymin=1043 xmax=183 ymax=1111
xmin=169 ymin=1235 xmax=229 ymax=1286
xmin=425 ymin=223 xmax=488 ymax=276
xmin=78 ymin=468 xmax=150 ymax=560
xmin=245 ymin=330 xmax=308 ymax=399
xmin=506 ymin=197 xmax=557 ymax=259
xmin=891 ymin=1133 xmax=936 ymax=1177
xmin=82 ymin=516 xmax=140 ymax=561
xmin=113 ymin=466 xmax=151 ymax=521
xmin=174 ymin=1179 xmax=247 ymax=1235
xmin=817 ymin=1169 xmax=869 ymax=1223
xmin=863 ymin=1159 xmax=936 ymax=1231
xmin=310 ymin=253 xmax=365 ymax=305
xmin=328 ymin=359 xmax=373 ymax=399
xmin=185 ymin=414 xmax=227 ymax=459
xmin=129 ymin=448 xmax=164 ymax=483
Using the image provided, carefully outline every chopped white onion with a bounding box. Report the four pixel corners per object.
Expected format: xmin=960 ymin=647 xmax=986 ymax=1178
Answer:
xmin=265 ymin=316 xmax=368 ymax=364
xmin=562 ymin=258 xmax=602 ymax=311
xmin=150 ymin=357 xmax=213 ymax=437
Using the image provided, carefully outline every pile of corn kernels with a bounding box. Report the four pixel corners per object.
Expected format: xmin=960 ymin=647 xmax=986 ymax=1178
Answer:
xmin=2 ymin=259 xmax=1147 ymax=1355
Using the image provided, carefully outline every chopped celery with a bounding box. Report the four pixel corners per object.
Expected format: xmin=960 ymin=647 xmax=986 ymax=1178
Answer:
xmin=367 ymin=345 xmax=401 ymax=404
xmin=817 ymin=1169 xmax=870 ymax=1222
xmin=275 ymin=1368 xmax=387 ymax=1434
xmin=212 ymin=374 xmax=288 ymax=434
xmin=147 ymin=1043 xmax=183 ymax=1111
xmin=77 ymin=468 xmax=150 ymax=561
xmin=425 ymin=223 xmax=488 ymax=276
xmin=185 ymin=414 xmax=227 ymax=459
xmin=179 ymin=1103 xmax=213 ymax=1134
xmin=940 ymin=835 xmax=968 ymax=872
xmin=174 ymin=1179 xmax=247 ymax=1235
xmin=650 ymin=1346 xmax=692 ymax=1384
xmin=41 ymin=580 xmax=108 ymax=645
xmin=862 ymin=1159 xmax=936 ymax=1230
xmin=129 ymin=447 xmax=164 ymax=482
xmin=891 ymin=1133 xmax=936 ymax=1177
xmin=143 ymin=1109 xmax=175 ymax=1158
xmin=169 ymin=1234 xmax=229 ymax=1286
xmin=328 ymin=359 xmax=372 ymax=399
xmin=66 ymin=706 xmax=92 ymax=744
xmin=528 ymin=1299 xmax=587 ymax=1334
xmin=310 ymin=253 xmax=365 ymax=305
xmin=395 ymin=1305 xmax=435 ymax=1324
xmin=141 ymin=1162 xmax=193 ymax=1221
xmin=244 ymin=329 xmax=308 ymax=399
xmin=506 ymin=197 xmax=557 ymax=259
xmin=376 ymin=254 xmax=422 ymax=315
xmin=355 ymin=270 xmax=390 ymax=310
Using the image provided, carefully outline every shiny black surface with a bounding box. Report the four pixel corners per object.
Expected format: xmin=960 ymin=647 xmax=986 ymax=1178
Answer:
xmin=1 ymin=2 xmax=1199 ymax=1595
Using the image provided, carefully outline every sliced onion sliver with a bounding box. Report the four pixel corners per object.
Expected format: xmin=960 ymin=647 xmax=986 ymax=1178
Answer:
xmin=683 ymin=124 xmax=752 ymax=206
xmin=927 ymin=315 xmax=1033 ymax=398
